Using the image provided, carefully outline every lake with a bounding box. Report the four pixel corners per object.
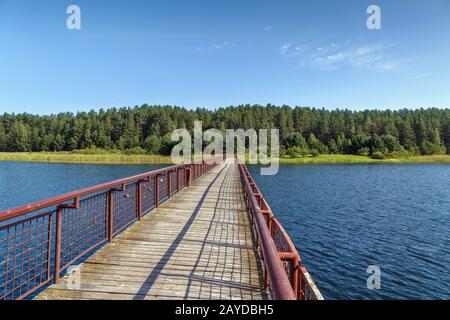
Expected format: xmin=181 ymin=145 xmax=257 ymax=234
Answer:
xmin=0 ymin=161 xmax=166 ymax=211
xmin=1 ymin=161 xmax=449 ymax=300
xmin=248 ymin=164 xmax=450 ymax=300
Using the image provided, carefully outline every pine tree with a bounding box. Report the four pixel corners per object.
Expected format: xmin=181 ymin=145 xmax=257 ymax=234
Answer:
xmin=7 ymin=121 xmax=30 ymax=152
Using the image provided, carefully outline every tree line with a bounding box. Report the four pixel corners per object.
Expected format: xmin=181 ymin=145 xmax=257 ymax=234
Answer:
xmin=1 ymin=104 xmax=450 ymax=157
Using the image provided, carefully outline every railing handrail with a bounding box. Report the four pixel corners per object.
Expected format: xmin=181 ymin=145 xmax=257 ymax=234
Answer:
xmin=238 ymin=160 xmax=296 ymax=300
xmin=237 ymin=159 xmax=323 ymax=300
xmin=0 ymin=158 xmax=222 ymax=222
xmin=239 ymin=165 xmax=297 ymax=300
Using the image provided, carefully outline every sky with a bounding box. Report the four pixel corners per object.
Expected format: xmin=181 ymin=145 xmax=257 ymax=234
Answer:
xmin=1 ymin=0 xmax=450 ymax=114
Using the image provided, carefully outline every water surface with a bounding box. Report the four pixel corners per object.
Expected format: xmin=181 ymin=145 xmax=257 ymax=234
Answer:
xmin=1 ymin=161 xmax=449 ymax=299
xmin=0 ymin=161 xmax=165 ymax=211
xmin=249 ymin=164 xmax=450 ymax=300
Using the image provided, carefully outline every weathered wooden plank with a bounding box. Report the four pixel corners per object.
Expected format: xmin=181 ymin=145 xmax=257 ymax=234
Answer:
xmin=35 ymin=162 xmax=267 ymax=300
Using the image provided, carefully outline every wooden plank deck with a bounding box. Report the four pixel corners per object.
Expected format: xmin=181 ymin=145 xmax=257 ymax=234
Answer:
xmin=35 ymin=162 xmax=268 ymax=300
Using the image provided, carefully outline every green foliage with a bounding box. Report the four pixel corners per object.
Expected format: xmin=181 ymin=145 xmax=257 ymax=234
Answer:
xmin=123 ymin=146 xmax=146 ymax=155
xmin=356 ymin=147 xmax=370 ymax=156
xmin=371 ymin=151 xmax=386 ymax=159
xmin=1 ymin=105 xmax=450 ymax=157
xmin=144 ymin=135 xmax=161 ymax=154
xmin=382 ymin=134 xmax=401 ymax=154
xmin=286 ymin=146 xmax=308 ymax=158
xmin=310 ymin=149 xmax=320 ymax=157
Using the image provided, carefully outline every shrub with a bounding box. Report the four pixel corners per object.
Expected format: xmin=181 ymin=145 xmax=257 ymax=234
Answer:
xmin=371 ymin=151 xmax=386 ymax=159
xmin=123 ymin=147 xmax=146 ymax=155
xmin=74 ymin=146 xmax=111 ymax=154
xmin=356 ymin=147 xmax=370 ymax=156
xmin=310 ymin=149 xmax=320 ymax=157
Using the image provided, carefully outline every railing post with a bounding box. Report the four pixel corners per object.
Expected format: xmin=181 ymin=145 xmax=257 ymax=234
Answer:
xmin=176 ymin=168 xmax=180 ymax=191
xmin=291 ymin=257 xmax=300 ymax=299
xmin=299 ymin=267 xmax=306 ymax=300
xmin=108 ymin=190 xmax=114 ymax=241
xmin=155 ymin=174 xmax=160 ymax=207
xmin=136 ymin=181 xmax=142 ymax=220
xmin=54 ymin=207 xmax=62 ymax=283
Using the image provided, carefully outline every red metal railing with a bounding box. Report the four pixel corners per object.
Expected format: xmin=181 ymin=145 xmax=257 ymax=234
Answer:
xmin=0 ymin=160 xmax=219 ymax=300
xmin=238 ymin=160 xmax=324 ymax=300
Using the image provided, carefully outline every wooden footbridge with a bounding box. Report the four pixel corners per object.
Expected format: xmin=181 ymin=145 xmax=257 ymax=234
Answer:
xmin=0 ymin=158 xmax=323 ymax=300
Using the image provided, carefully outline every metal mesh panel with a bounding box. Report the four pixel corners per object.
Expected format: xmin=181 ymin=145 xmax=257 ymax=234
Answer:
xmin=0 ymin=212 xmax=53 ymax=300
xmin=170 ymin=171 xmax=177 ymax=195
xmin=158 ymin=173 xmax=168 ymax=203
xmin=0 ymin=160 xmax=218 ymax=300
xmin=141 ymin=177 xmax=156 ymax=214
xmin=299 ymin=270 xmax=317 ymax=300
xmin=179 ymin=169 xmax=185 ymax=188
xmin=113 ymin=183 xmax=137 ymax=234
xmin=272 ymin=222 xmax=293 ymax=253
xmin=60 ymin=193 xmax=108 ymax=271
xmin=195 ymin=164 xmax=200 ymax=179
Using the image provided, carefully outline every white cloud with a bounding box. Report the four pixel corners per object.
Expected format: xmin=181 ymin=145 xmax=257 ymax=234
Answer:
xmin=281 ymin=41 xmax=406 ymax=72
xmin=280 ymin=43 xmax=291 ymax=55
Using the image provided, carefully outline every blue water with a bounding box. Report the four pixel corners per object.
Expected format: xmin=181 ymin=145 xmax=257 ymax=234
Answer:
xmin=0 ymin=161 xmax=165 ymax=211
xmin=1 ymin=161 xmax=450 ymax=299
xmin=249 ymin=164 xmax=450 ymax=300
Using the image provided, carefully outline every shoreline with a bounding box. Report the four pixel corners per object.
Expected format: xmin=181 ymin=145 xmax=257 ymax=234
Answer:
xmin=0 ymin=152 xmax=173 ymax=164
xmin=2 ymin=152 xmax=450 ymax=165
xmin=277 ymin=154 xmax=450 ymax=164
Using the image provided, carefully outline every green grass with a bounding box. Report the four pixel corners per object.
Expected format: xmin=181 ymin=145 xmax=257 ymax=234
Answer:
xmin=2 ymin=152 xmax=450 ymax=165
xmin=0 ymin=152 xmax=172 ymax=164
xmin=278 ymin=154 xmax=450 ymax=164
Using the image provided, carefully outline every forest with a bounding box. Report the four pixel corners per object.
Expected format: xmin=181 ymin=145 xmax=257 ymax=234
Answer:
xmin=1 ymin=104 xmax=449 ymax=158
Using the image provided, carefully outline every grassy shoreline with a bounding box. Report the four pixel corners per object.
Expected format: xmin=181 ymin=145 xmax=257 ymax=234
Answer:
xmin=0 ymin=152 xmax=172 ymax=164
xmin=1 ymin=152 xmax=450 ymax=165
xmin=277 ymin=154 xmax=450 ymax=164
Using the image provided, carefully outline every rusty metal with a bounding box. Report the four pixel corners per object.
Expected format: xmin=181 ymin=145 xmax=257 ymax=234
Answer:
xmin=0 ymin=160 xmax=219 ymax=300
xmin=238 ymin=160 xmax=323 ymax=300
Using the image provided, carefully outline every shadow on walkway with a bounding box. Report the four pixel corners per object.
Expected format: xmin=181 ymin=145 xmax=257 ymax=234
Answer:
xmin=133 ymin=165 xmax=227 ymax=300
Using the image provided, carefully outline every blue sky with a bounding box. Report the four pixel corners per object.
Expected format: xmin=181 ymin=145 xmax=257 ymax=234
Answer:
xmin=1 ymin=0 xmax=449 ymax=114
